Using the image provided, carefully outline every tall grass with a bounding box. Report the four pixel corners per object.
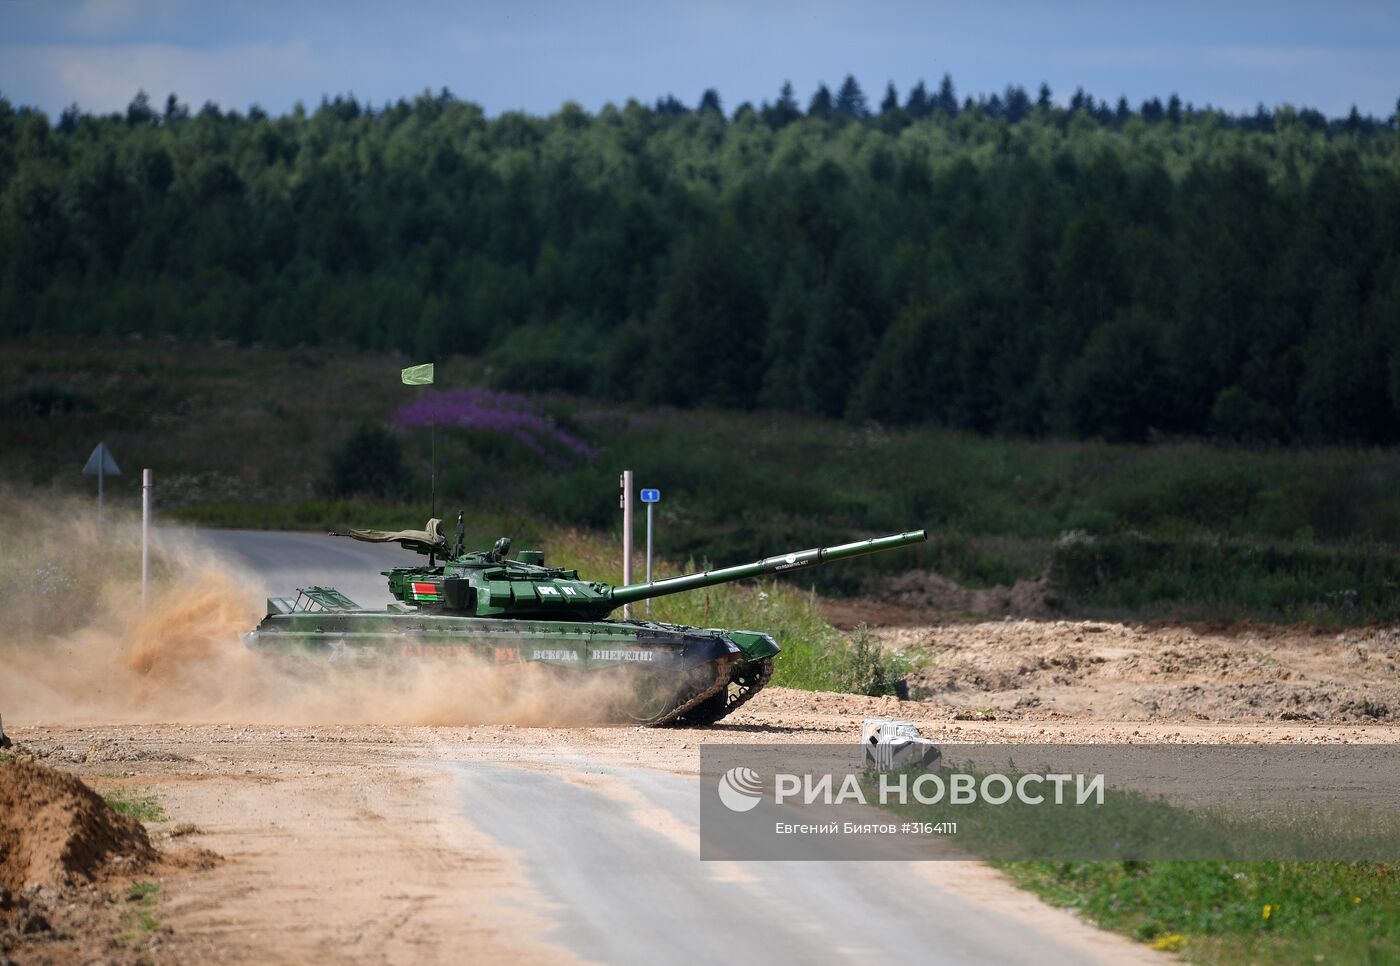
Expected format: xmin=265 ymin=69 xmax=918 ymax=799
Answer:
xmin=1053 ymin=533 xmax=1400 ymax=623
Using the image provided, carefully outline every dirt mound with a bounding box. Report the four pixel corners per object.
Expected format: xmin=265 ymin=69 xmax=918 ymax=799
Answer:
xmin=0 ymin=758 xmax=155 ymax=891
xmin=877 ymin=619 xmax=1400 ymax=723
xmin=877 ymin=570 xmax=1060 ymax=618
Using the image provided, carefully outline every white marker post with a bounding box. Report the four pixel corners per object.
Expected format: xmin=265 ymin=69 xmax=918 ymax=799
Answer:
xmin=141 ymin=468 xmax=153 ymax=603
xmin=620 ymin=470 xmax=634 ymax=619
xmin=640 ymin=488 xmax=661 ymax=615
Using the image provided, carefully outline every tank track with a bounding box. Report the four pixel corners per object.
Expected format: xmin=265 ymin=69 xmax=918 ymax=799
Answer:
xmin=641 ymin=658 xmax=736 ymax=727
xmin=670 ymin=657 xmax=774 ymax=727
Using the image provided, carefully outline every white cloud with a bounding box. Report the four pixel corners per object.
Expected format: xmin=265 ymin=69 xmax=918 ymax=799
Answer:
xmin=66 ymin=0 xmax=184 ymax=35
xmin=0 ymin=40 xmax=320 ymax=113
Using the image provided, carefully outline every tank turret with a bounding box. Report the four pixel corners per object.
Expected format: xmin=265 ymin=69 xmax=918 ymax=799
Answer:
xmin=341 ymin=523 xmax=927 ymax=622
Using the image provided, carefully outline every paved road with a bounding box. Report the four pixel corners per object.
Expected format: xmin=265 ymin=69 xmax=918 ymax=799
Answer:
xmin=191 ymin=528 xmax=1151 ymax=966
xmin=455 ymin=758 xmax=1142 ymax=966
xmin=176 ymin=526 xmax=420 ymax=608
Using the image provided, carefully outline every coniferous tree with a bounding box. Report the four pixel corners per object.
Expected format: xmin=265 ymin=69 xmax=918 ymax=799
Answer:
xmin=906 ymin=80 xmax=930 ymax=117
xmin=655 ymin=94 xmax=687 ymax=115
xmin=125 ymin=91 xmax=156 ymax=126
xmin=698 ymin=88 xmax=723 ymax=115
xmin=766 ymin=81 xmax=802 ymax=127
xmin=835 ymin=75 xmax=869 ymax=118
xmin=1005 ymin=85 xmax=1031 ymax=122
xmin=880 ymin=82 xmax=899 ymax=115
xmin=0 ymin=83 xmax=1396 ymax=443
xmin=807 ymin=83 xmax=834 ymax=118
xmin=935 ymin=74 xmax=958 ymax=115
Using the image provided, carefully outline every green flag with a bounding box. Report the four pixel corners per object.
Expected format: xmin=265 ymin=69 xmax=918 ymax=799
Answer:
xmin=401 ymin=363 xmax=434 ymax=386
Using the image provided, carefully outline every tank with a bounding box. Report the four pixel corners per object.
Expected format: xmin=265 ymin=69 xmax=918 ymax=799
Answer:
xmin=244 ymin=518 xmax=927 ymax=726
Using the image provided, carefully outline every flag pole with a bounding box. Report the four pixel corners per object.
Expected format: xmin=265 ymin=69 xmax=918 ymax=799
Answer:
xmin=400 ymin=362 xmax=438 ymax=561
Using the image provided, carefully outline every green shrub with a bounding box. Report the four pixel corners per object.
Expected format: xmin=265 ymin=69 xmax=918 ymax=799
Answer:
xmin=326 ymin=424 xmax=408 ymax=498
xmin=1052 ymin=533 xmax=1400 ymax=622
xmin=1 ymin=382 xmax=95 ymax=416
xmin=832 ymin=625 xmax=908 ymax=697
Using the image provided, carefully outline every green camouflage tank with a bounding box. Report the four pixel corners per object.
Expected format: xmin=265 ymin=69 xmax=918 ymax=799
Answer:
xmin=244 ymin=519 xmax=926 ymax=725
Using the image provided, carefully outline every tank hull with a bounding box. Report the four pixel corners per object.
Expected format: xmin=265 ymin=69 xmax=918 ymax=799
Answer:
xmin=244 ymin=609 xmax=779 ymax=726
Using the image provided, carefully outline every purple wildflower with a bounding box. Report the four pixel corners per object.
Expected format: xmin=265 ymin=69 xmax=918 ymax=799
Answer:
xmin=396 ymin=389 xmax=599 ymax=463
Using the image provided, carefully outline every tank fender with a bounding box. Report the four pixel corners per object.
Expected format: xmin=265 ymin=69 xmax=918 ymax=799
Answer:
xmin=719 ymin=630 xmax=781 ymax=661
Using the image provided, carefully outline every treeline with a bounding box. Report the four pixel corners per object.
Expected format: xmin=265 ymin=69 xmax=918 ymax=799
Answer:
xmin=2 ymin=79 xmax=1400 ymax=443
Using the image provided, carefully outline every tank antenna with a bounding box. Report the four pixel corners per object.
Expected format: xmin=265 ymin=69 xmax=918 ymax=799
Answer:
xmin=425 ymin=410 xmax=437 ymax=567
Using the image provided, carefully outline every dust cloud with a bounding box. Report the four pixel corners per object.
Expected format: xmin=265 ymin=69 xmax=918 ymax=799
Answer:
xmin=0 ymin=493 xmax=632 ymax=726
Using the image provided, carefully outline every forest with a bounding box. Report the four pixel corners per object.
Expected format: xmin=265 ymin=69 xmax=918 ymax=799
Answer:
xmin=2 ymin=77 xmax=1399 ymax=444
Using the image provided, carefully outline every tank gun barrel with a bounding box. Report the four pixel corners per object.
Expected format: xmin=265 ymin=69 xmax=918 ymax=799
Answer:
xmin=606 ymin=529 xmax=927 ymax=608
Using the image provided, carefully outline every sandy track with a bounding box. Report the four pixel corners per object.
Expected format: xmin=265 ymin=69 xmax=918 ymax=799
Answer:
xmin=11 ymin=680 xmax=1398 ymax=965
xmin=8 ymin=727 xmax=579 ymax=965
xmin=12 ymin=721 xmax=1169 ymax=966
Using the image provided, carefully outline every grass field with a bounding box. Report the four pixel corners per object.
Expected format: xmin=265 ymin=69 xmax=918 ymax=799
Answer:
xmin=873 ymin=764 xmax=1400 ymax=963
xmin=8 ymin=338 xmax=1400 ymax=622
xmin=1000 ymin=861 xmax=1399 ymax=964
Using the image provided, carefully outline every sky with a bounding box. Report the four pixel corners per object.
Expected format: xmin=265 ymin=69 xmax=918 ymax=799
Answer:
xmin=2 ymin=0 xmax=1398 ymax=121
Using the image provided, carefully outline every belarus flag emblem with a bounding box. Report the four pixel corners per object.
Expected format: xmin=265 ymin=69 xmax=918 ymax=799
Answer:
xmin=411 ymin=581 xmax=441 ymax=601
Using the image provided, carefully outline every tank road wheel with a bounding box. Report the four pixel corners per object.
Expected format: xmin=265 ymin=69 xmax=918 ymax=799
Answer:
xmin=616 ymin=669 xmax=680 ymax=724
xmin=608 ymin=664 xmax=730 ymax=726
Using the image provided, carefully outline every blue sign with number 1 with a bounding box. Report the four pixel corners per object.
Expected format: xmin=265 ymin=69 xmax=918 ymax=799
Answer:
xmin=640 ymin=488 xmax=661 ymax=503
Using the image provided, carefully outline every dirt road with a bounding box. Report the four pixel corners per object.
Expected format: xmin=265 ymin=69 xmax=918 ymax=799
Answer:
xmin=10 ymin=718 xmax=1182 ymax=966
xmin=12 ymin=693 xmax=1397 ymax=964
